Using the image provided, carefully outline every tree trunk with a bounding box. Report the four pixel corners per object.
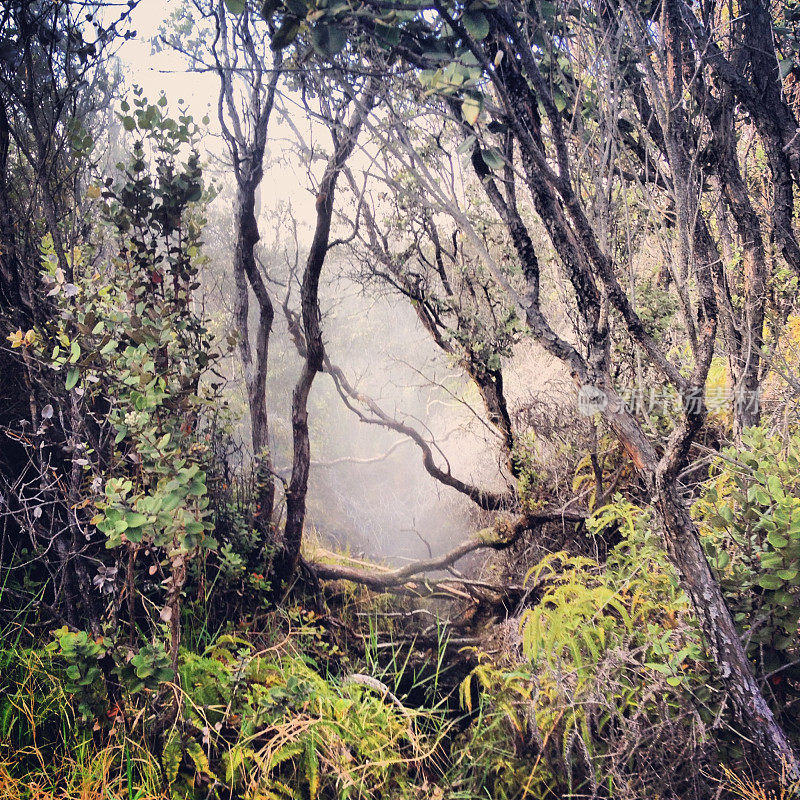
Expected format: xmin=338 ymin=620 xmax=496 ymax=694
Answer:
xmin=233 ymin=172 xmax=276 ymax=532
xmin=606 ymin=396 xmax=800 ymax=776
xmin=655 ymin=479 xmax=799 ymax=773
xmin=278 ymin=82 xmax=377 ymax=584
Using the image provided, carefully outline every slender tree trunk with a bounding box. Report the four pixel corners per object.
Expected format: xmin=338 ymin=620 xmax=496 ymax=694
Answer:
xmin=213 ymin=16 xmax=282 ymax=535
xmin=655 ymin=480 xmax=798 ymax=771
xmin=233 ymin=172 xmax=276 ymax=532
xmin=278 ymin=81 xmax=377 ymax=583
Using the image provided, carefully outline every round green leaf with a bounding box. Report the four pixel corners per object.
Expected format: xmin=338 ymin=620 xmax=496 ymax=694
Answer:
xmin=758 ymin=574 xmax=784 ymax=590
xmin=463 ymin=11 xmax=490 ymax=40
xmin=124 ymin=511 xmax=149 ymax=528
xmin=481 ymin=147 xmax=504 ymax=170
xmin=768 ymin=531 xmax=789 ymax=549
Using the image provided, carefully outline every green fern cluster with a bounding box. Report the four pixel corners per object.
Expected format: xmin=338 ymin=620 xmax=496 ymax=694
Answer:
xmin=166 ymin=634 xmax=431 ymax=799
xmin=458 ymin=499 xmax=715 ymax=797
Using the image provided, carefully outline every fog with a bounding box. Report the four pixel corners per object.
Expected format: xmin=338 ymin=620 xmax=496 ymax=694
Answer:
xmin=114 ymin=0 xmax=574 ymax=564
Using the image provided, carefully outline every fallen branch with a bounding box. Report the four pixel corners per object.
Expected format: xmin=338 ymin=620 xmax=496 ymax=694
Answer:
xmin=307 ymin=508 xmax=586 ymax=590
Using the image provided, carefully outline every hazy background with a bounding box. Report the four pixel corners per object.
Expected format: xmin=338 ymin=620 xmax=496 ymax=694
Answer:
xmin=108 ymin=0 xmax=569 ymax=563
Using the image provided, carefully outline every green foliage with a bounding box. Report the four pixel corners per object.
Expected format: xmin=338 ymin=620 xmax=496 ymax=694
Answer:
xmin=694 ymin=427 xmax=800 ymax=692
xmin=95 ymin=464 xmax=213 ymax=553
xmin=0 ymin=644 xmax=74 ymax=759
xmin=161 ymin=635 xmax=431 ymax=799
xmin=455 ymin=662 xmax=555 ymax=799
xmin=116 ymin=642 xmax=175 ymax=695
xmin=48 ymin=628 xmax=107 ymax=719
xmin=24 ymin=91 xmax=222 ymax=671
xmin=502 ymin=499 xmax=714 ymax=794
xmin=0 ymin=644 xmax=165 ymax=799
xmin=513 ymin=431 xmax=553 ymax=512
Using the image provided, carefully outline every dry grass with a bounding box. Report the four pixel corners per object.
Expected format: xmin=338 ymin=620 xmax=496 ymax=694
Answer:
xmin=0 ymin=737 xmax=166 ymax=800
xmin=720 ymin=766 xmax=800 ymax=800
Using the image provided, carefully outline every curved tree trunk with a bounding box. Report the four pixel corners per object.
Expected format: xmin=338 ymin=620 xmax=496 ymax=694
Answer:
xmin=278 ymin=79 xmax=377 ymax=583
xmin=212 ymin=4 xmax=282 ymax=534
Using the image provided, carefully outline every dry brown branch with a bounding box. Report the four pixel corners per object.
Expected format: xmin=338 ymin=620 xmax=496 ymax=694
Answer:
xmin=307 ymin=508 xmax=586 ymax=590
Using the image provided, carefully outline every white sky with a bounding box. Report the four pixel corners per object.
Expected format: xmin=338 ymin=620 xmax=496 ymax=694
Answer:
xmin=115 ymin=0 xmax=319 ymax=231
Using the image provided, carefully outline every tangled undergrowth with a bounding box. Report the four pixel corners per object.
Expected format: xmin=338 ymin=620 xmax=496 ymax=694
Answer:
xmin=3 ymin=493 xmax=798 ymax=800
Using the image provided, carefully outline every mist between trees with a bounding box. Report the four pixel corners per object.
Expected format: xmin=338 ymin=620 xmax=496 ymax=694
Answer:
xmin=5 ymin=0 xmax=800 ymax=797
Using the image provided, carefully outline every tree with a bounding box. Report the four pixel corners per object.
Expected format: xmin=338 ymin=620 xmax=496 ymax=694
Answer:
xmin=277 ymin=72 xmax=379 ymax=581
xmin=245 ymin=0 xmax=800 ymax=773
xmin=166 ymin=0 xmax=284 ymax=535
xmin=0 ymin=0 xmax=137 ymax=629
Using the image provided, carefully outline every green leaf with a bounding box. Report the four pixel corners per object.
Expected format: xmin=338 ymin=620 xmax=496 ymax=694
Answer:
xmin=185 ymin=520 xmax=206 ymax=536
xmin=311 ymin=23 xmax=347 ymax=57
xmin=768 ymin=475 xmax=785 ymax=499
xmin=481 ymin=147 xmax=504 ymax=170
xmin=666 ymin=676 xmax=682 ymax=687
xmin=121 ymin=116 xmax=136 ymax=132
xmin=305 ymin=737 xmax=320 ymax=798
xmin=761 ymin=552 xmax=784 ymax=569
xmin=224 ymin=0 xmax=246 ymax=13
xmin=188 ymin=479 xmax=206 ymax=496
xmin=552 ymin=89 xmax=568 ymax=113
xmin=768 ymin=531 xmax=789 ymax=549
xmin=65 ymin=368 xmax=80 ymax=391
xmin=754 ymin=488 xmax=771 ymax=506
xmin=758 ymin=574 xmax=784 ymax=590
xmin=161 ymin=492 xmax=183 ymax=512
xmin=124 ymin=527 xmax=143 ymax=543
xmin=135 ymin=662 xmax=154 ymax=679
xmin=461 ymin=93 xmax=483 ymax=126
xmin=456 ymin=134 xmax=476 ymax=155
xmin=463 ymin=11 xmax=490 ymax=40
xmin=125 ymin=512 xmax=149 ymax=528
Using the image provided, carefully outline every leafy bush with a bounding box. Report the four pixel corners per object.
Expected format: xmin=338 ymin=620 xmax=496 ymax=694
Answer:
xmin=167 ymin=635 xmax=432 ymax=799
xmin=694 ymin=428 xmax=800 ymax=698
xmin=456 ymin=499 xmax=720 ymax=799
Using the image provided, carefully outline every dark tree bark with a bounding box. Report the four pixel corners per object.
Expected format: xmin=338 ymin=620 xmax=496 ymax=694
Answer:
xmin=211 ymin=1 xmax=282 ymax=531
xmin=276 ymin=78 xmax=378 ymax=582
